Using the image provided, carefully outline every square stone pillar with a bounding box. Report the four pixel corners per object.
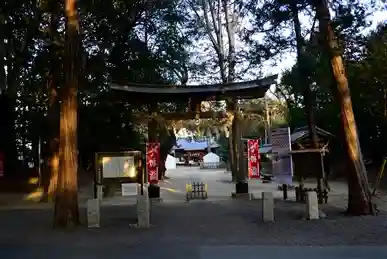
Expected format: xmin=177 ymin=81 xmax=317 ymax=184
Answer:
xmin=86 ymin=198 xmax=100 ymax=228
xmin=262 ymin=192 xmax=274 ymax=222
xmin=137 ymin=193 xmax=150 ymax=228
xmin=306 ymin=191 xmax=319 ymax=219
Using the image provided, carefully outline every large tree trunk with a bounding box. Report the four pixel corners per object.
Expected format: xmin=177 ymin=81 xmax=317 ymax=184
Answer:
xmin=0 ymin=94 xmax=18 ymax=182
xmin=42 ymin=4 xmax=60 ymax=201
xmin=0 ymin=15 xmax=5 ymax=93
xmin=314 ymin=0 xmax=375 ymax=215
xmin=291 ymin=3 xmax=319 ymax=149
xmin=291 ymin=3 xmax=322 ymax=196
xmin=0 ymin=24 xmax=18 ymax=180
xmin=223 ymin=0 xmax=238 ymax=181
xmin=54 ymin=0 xmax=80 ymax=227
xmin=46 ymin=87 xmax=59 ymax=200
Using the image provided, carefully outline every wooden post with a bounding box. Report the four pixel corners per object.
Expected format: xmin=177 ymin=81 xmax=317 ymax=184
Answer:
xmin=235 ymin=105 xmax=249 ymax=194
xmin=282 ymin=184 xmax=288 ymax=200
xmin=227 ymin=100 xmax=237 ymax=182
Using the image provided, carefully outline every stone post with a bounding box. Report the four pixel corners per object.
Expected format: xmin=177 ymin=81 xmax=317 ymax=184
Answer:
xmin=137 ymin=192 xmax=150 ymax=228
xmin=262 ymin=192 xmax=274 ymax=222
xmin=306 ymin=191 xmax=319 ymax=219
xmin=86 ymin=198 xmax=100 ymax=228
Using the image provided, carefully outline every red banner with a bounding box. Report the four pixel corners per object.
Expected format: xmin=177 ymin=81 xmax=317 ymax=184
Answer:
xmin=146 ymin=142 xmax=160 ymax=184
xmin=248 ymin=139 xmax=260 ymax=179
xmin=0 ymin=151 xmax=4 ymax=178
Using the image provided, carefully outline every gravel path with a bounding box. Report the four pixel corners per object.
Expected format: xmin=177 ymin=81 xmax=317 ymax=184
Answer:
xmin=1 ymin=198 xmax=387 ymax=246
xmin=2 ymin=167 xmax=387 ymax=258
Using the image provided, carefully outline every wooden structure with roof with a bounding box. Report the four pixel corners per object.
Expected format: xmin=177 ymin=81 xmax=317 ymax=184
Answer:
xmin=111 ymin=75 xmax=277 ymax=120
xmin=111 ymin=75 xmax=276 ymax=101
xmin=110 ymin=75 xmax=278 ymax=197
xmin=291 ymin=126 xmax=334 ymax=150
xmin=289 ymin=126 xmax=335 ymax=204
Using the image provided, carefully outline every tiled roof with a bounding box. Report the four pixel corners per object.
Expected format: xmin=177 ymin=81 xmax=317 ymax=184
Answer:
xmin=173 ymin=139 xmax=219 ymax=151
xmin=291 ymin=130 xmax=309 ymax=142
xmin=291 ymin=126 xmax=334 ymax=142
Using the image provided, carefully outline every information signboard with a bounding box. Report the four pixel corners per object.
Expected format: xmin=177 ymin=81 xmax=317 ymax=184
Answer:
xmin=102 ymin=156 xmax=136 ymax=178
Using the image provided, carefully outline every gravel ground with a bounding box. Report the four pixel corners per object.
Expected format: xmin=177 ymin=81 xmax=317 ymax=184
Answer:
xmin=2 ymin=167 xmax=387 ymax=259
xmin=1 ymin=198 xmax=387 ymax=246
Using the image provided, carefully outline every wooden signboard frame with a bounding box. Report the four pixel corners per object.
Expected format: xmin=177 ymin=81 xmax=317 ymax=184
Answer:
xmin=94 ymin=151 xmax=144 ymax=198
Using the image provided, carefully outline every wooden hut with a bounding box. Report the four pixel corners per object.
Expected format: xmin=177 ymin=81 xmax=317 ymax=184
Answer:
xmin=290 ymin=126 xmax=335 ymax=203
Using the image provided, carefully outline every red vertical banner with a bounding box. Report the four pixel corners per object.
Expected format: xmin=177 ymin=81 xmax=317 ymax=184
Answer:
xmin=0 ymin=151 xmax=4 ymax=178
xmin=248 ymin=139 xmax=260 ymax=179
xmin=146 ymin=142 xmax=160 ymax=184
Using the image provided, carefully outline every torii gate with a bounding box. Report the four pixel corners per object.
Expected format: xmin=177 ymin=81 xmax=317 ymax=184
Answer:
xmin=110 ymin=75 xmax=278 ymax=198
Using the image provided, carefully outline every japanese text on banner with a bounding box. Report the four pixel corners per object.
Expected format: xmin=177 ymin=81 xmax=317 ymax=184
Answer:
xmin=146 ymin=143 xmax=160 ymax=184
xmin=248 ymin=139 xmax=260 ymax=179
xmin=0 ymin=151 xmax=4 ymax=178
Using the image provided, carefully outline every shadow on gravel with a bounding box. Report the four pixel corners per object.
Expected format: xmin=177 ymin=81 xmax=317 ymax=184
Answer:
xmin=2 ymin=199 xmax=387 ymax=246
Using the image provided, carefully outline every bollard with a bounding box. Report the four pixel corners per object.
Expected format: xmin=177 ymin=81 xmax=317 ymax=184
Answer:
xmin=306 ymin=191 xmax=319 ymax=220
xmin=262 ymin=192 xmax=274 ymax=222
xmin=87 ymin=198 xmax=100 ymax=228
xmin=137 ymin=192 xmax=150 ymax=228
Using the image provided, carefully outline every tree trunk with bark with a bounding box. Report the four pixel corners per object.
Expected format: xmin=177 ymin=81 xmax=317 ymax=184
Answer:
xmin=313 ymin=0 xmax=375 ymax=215
xmin=224 ymin=0 xmax=238 ymax=181
xmin=196 ymin=0 xmax=238 ymax=180
xmin=54 ymin=0 xmax=80 ymax=228
xmin=291 ymin=3 xmax=322 ymax=195
xmin=42 ymin=4 xmax=60 ymax=201
xmin=0 ymin=14 xmax=5 ymax=93
xmin=291 ymin=3 xmax=319 ymax=150
xmin=0 ymin=17 xmax=18 ymax=181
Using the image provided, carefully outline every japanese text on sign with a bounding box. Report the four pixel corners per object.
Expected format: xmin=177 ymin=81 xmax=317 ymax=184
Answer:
xmin=146 ymin=142 xmax=160 ymax=184
xmin=248 ymin=139 xmax=260 ymax=179
xmin=0 ymin=151 xmax=4 ymax=178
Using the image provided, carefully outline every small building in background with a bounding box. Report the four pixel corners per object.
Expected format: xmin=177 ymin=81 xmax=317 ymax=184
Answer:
xmin=165 ymin=154 xmax=177 ymax=170
xmin=260 ymin=126 xmax=335 ymax=179
xmin=203 ymin=152 xmax=220 ymax=164
xmin=200 ymin=152 xmax=221 ymax=169
xmin=172 ymin=138 xmax=220 ymax=165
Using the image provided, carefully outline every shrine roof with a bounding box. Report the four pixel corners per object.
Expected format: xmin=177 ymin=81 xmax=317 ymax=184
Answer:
xmin=291 ymin=126 xmax=335 ymax=142
xmin=172 ymin=138 xmax=220 ymax=151
xmin=110 ymin=75 xmax=278 ymax=101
